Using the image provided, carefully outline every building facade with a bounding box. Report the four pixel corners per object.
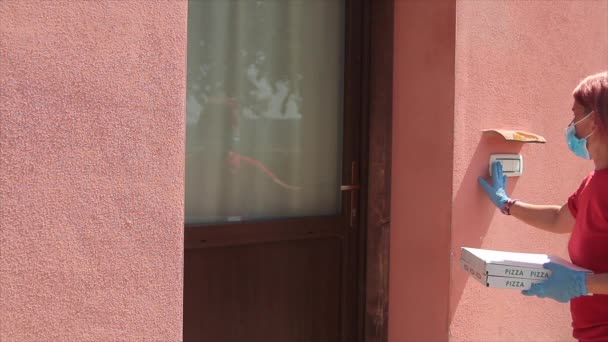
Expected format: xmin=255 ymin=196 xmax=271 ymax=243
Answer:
xmin=1 ymin=0 xmax=607 ymax=341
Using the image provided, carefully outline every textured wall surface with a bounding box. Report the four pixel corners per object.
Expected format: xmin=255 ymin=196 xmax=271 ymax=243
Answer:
xmin=450 ymin=0 xmax=608 ymax=341
xmin=389 ymin=1 xmax=456 ymax=341
xmin=0 ymin=1 xmax=186 ymax=340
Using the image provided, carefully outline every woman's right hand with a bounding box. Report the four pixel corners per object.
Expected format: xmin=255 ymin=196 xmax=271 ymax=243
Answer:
xmin=478 ymin=161 xmax=511 ymax=208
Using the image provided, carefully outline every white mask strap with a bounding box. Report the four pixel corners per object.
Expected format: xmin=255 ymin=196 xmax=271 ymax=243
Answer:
xmin=573 ymin=111 xmax=593 ymax=126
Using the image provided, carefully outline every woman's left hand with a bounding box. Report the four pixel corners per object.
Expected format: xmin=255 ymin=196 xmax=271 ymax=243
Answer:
xmin=521 ymin=262 xmax=588 ymax=303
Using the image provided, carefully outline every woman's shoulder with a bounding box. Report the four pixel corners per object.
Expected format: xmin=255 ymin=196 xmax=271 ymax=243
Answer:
xmin=590 ymin=168 xmax=608 ymax=183
xmin=585 ymin=170 xmax=608 ymax=199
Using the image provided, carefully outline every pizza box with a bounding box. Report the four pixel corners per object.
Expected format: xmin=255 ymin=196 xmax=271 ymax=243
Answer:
xmin=460 ymin=247 xmax=591 ymax=289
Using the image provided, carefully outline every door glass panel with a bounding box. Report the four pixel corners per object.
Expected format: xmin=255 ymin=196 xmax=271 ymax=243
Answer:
xmin=185 ymin=0 xmax=345 ymax=224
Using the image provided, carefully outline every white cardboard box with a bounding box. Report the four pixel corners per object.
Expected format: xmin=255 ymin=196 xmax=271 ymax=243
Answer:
xmin=460 ymin=247 xmax=591 ymax=290
xmin=461 ymin=259 xmax=544 ymax=289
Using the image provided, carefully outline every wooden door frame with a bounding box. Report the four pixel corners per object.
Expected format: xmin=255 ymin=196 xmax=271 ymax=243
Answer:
xmin=359 ymin=0 xmax=393 ymax=341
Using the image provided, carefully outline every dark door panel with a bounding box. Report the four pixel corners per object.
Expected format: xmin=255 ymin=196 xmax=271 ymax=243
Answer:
xmin=184 ymin=238 xmax=342 ymax=342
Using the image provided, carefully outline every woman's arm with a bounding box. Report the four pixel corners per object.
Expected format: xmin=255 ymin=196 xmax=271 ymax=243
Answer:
xmin=510 ymin=202 xmax=574 ymax=234
xmin=587 ymin=273 xmax=608 ymax=295
xmin=479 ymin=161 xmax=575 ymax=234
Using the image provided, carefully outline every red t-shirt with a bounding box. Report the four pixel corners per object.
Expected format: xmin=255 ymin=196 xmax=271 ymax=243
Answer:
xmin=568 ymin=168 xmax=608 ymax=341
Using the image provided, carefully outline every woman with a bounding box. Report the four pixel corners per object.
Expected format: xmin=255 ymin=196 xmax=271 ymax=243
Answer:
xmin=479 ymin=71 xmax=608 ymax=341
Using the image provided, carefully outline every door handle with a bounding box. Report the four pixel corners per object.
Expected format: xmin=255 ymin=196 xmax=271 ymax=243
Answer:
xmin=341 ymin=161 xmax=359 ymax=227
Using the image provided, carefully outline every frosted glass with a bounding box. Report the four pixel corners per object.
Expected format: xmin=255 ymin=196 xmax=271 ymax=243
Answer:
xmin=185 ymin=0 xmax=344 ymax=224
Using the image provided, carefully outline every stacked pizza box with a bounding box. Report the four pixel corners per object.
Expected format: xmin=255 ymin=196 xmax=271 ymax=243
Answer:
xmin=460 ymin=247 xmax=591 ymax=290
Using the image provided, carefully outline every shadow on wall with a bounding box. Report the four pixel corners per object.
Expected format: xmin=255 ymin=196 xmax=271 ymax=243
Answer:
xmin=449 ymin=132 xmax=525 ymax=323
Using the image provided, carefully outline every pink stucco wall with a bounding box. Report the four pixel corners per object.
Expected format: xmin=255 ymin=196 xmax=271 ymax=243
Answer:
xmin=391 ymin=0 xmax=607 ymax=341
xmin=389 ymin=1 xmax=455 ymax=341
xmin=450 ymin=1 xmax=608 ymax=341
xmin=0 ymin=1 xmax=186 ymax=340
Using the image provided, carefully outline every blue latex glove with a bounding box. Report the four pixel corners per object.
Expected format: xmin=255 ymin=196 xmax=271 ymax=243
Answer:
xmin=521 ymin=262 xmax=588 ymax=303
xmin=478 ymin=161 xmax=510 ymax=208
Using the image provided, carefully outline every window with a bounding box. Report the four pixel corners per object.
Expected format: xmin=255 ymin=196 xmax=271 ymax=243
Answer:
xmin=185 ymin=0 xmax=345 ymax=224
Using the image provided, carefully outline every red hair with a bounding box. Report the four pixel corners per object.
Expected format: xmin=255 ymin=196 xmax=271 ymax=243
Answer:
xmin=573 ymin=71 xmax=608 ymax=129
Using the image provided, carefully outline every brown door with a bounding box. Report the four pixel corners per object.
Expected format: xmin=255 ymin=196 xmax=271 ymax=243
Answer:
xmin=183 ymin=1 xmax=366 ymax=341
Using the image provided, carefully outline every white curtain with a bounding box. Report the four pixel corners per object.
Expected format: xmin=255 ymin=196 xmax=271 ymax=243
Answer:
xmin=185 ymin=0 xmax=344 ymax=224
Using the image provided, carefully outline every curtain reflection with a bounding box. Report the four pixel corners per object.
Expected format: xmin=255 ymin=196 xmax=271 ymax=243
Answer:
xmin=185 ymin=0 xmax=344 ymax=224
